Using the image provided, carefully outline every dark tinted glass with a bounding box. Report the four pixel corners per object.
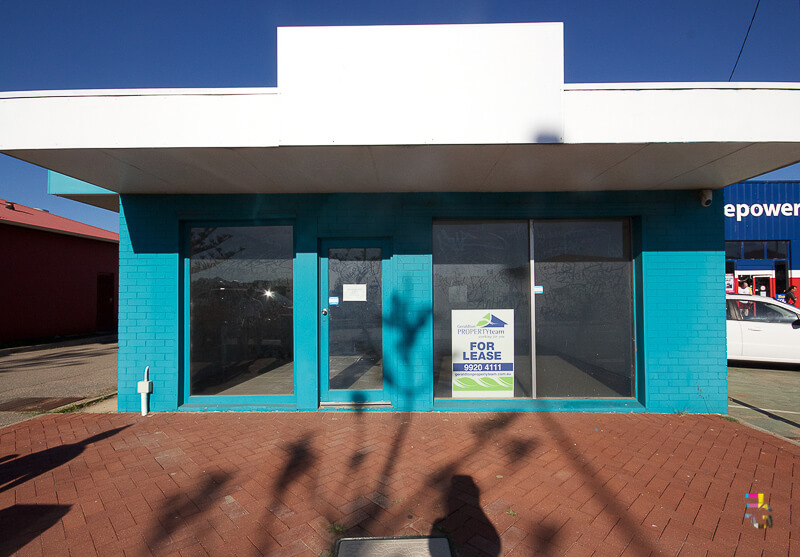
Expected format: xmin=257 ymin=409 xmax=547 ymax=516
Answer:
xmin=743 ymin=242 xmax=765 ymax=259
xmin=534 ymin=220 xmax=634 ymax=398
xmin=725 ymin=242 xmax=741 ymax=260
xmin=433 ymin=222 xmax=532 ymax=398
xmin=189 ymin=226 xmax=293 ymax=396
xmin=327 ymin=248 xmax=383 ymax=391
xmin=766 ymin=241 xmax=788 ymax=259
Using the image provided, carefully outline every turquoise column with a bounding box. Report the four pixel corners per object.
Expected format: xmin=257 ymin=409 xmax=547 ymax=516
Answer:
xmin=294 ymin=214 xmax=319 ymax=410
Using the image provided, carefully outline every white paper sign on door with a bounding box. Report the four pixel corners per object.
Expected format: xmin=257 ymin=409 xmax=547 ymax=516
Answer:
xmin=342 ymin=283 xmax=367 ymax=302
xmin=451 ymin=309 xmax=514 ymax=398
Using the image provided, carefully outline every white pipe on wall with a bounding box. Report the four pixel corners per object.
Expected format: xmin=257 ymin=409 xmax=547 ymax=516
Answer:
xmin=137 ymin=366 xmax=153 ymax=416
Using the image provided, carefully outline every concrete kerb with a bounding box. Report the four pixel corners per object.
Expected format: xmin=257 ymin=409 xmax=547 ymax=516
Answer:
xmin=718 ymin=412 xmax=800 ymax=448
xmin=52 ymin=391 xmax=118 ymax=414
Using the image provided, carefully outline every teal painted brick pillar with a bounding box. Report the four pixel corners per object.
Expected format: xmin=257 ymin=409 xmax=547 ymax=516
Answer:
xmin=117 ymin=196 xmax=181 ymax=412
xmin=294 ymin=214 xmax=319 ymax=410
xmin=640 ymin=191 xmax=727 ymax=413
xmin=391 ymin=254 xmax=434 ymax=411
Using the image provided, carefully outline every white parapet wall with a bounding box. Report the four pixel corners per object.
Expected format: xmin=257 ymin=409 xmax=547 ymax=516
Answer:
xmin=0 ymin=23 xmax=799 ymax=194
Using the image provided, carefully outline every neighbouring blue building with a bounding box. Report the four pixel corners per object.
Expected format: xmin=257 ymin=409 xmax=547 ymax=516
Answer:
xmin=5 ymin=23 xmax=800 ymax=414
xmin=724 ymin=181 xmax=800 ymax=299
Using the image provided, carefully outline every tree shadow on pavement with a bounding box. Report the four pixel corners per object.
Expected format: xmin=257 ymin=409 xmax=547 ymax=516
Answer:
xmin=146 ymin=471 xmax=233 ymax=554
xmin=249 ymin=288 xmax=547 ymax=555
xmin=0 ymin=347 xmax=118 ymax=372
xmin=274 ymin=433 xmax=317 ymax=492
xmin=538 ymin=412 xmax=658 ymax=556
xmin=0 ymin=426 xmax=129 ymax=493
xmin=0 ymin=504 xmax=71 ymax=555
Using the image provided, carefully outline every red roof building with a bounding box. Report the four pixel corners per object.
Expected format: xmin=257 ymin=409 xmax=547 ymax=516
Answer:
xmin=0 ymin=199 xmax=118 ymax=345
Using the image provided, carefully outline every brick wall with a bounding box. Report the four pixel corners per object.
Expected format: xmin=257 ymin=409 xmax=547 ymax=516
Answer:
xmin=640 ymin=191 xmax=727 ymax=413
xmin=118 ymin=199 xmax=180 ymax=412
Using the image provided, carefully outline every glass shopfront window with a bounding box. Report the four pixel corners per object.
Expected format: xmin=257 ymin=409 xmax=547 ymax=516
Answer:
xmin=433 ymin=219 xmax=634 ymax=401
xmin=743 ymin=241 xmax=765 ymax=259
xmin=766 ymin=241 xmax=788 ymax=259
xmin=533 ymin=221 xmax=634 ymax=398
xmin=725 ymin=242 xmax=741 ymax=260
xmin=433 ymin=222 xmax=532 ymax=399
xmin=189 ymin=225 xmax=294 ymax=396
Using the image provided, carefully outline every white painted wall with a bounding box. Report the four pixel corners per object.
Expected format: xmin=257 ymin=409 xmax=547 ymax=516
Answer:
xmin=277 ymin=23 xmax=565 ymax=145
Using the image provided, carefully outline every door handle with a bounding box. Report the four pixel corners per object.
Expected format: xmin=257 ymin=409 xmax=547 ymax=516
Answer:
xmin=322 ymin=308 xmax=328 ymax=316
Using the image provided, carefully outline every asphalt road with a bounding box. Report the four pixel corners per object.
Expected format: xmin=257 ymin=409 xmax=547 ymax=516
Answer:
xmin=727 ymin=361 xmax=800 ymax=442
xmin=0 ymin=337 xmax=117 ymax=429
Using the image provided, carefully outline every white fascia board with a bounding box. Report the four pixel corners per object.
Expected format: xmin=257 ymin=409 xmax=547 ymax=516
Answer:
xmin=565 ymin=82 xmax=800 ymax=91
xmin=0 ymin=88 xmax=280 ymax=149
xmin=564 ymin=84 xmax=800 ymax=144
xmin=0 ymin=87 xmax=275 ymax=98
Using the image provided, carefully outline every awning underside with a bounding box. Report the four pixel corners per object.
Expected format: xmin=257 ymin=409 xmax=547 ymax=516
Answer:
xmin=8 ymin=142 xmax=800 ymax=200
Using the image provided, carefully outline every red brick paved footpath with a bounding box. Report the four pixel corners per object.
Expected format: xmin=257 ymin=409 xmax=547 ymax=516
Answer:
xmin=0 ymin=412 xmax=798 ymax=557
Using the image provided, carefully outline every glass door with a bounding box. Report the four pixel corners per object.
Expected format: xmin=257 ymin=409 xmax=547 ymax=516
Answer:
xmin=319 ymin=240 xmax=391 ymax=404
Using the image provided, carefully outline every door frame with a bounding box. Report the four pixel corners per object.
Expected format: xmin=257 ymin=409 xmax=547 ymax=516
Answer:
xmin=318 ymin=237 xmax=394 ymax=405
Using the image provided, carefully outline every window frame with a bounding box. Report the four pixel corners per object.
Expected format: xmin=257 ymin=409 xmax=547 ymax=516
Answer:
xmin=431 ymin=218 xmax=636 ymax=404
xmin=181 ymin=220 xmax=298 ymax=408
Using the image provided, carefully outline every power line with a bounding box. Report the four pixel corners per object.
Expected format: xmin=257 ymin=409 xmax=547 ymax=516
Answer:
xmin=729 ymin=0 xmax=762 ymax=81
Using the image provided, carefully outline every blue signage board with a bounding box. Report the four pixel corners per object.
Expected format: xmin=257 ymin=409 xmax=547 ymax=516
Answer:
xmin=724 ymin=181 xmax=800 ymax=241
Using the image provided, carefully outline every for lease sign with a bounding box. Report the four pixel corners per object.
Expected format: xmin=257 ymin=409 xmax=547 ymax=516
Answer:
xmin=451 ymin=309 xmax=514 ymax=398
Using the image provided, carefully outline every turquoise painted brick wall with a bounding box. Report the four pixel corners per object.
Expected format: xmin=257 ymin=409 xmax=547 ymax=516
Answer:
xmin=117 ymin=190 xmax=726 ymax=414
xmin=118 ymin=198 xmax=180 ymax=412
xmin=640 ymin=191 xmax=727 ymax=413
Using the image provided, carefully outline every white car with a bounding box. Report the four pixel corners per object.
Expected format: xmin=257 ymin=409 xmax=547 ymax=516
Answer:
xmin=727 ymin=294 xmax=800 ymax=363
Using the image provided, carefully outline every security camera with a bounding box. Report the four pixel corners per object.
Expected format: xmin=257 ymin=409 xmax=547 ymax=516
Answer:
xmin=698 ymin=189 xmax=713 ymax=207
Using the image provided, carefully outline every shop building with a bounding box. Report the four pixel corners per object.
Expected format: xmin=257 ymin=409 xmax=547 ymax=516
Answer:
xmin=2 ymin=23 xmax=800 ymax=413
xmin=725 ymin=181 xmax=800 ymax=299
xmin=0 ymin=198 xmax=118 ymax=344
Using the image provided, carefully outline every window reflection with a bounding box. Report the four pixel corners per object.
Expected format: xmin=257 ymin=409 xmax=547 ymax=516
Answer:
xmin=189 ymin=226 xmax=294 ymax=396
xmin=534 ymin=221 xmax=634 ymax=398
xmin=433 ymin=221 xmax=532 ymax=399
xmin=433 ymin=220 xmax=634 ymax=400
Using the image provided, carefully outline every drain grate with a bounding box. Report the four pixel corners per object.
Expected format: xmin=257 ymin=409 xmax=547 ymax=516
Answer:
xmin=335 ymin=537 xmax=452 ymax=557
xmin=0 ymin=397 xmax=83 ymax=412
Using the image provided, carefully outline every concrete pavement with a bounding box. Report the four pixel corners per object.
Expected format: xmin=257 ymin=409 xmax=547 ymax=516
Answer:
xmin=727 ymin=363 xmax=800 ymax=443
xmin=0 ymin=337 xmax=117 ymax=429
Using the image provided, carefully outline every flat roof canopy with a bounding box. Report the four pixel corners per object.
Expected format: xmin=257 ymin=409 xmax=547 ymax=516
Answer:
xmin=1 ymin=24 xmax=799 ymax=202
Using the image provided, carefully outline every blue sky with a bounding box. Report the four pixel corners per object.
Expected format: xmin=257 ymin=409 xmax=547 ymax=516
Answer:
xmin=1 ymin=0 xmax=799 ymax=232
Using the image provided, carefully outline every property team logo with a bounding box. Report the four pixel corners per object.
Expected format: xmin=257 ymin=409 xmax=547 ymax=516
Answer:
xmin=745 ymin=493 xmax=772 ymax=529
xmin=475 ymin=313 xmax=507 ymax=328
